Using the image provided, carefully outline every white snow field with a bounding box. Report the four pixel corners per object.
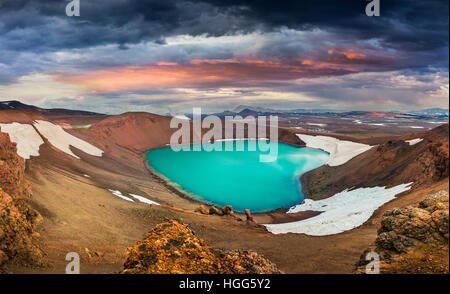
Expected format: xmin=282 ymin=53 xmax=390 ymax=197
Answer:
xmin=264 ymin=183 xmax=413 ymax=236
xmin=297 ymin=134 xmax=374 ymax=167
xmin=0 ymin=122 xmax=44 ymax=159
xmin=307 ymin=123 xmax=327 ymax=127
xmin=33 ymin=120 xmax=103 ymax=159
xmin=108 ymin=190 xmax=134 ymax=202
xmin=408 ymin=126 xmax=425 ymax=129
xmin=405 ymin=138 xmax=424 ymax=146
xmin=129 ymin=194 xmax=160 ymax=205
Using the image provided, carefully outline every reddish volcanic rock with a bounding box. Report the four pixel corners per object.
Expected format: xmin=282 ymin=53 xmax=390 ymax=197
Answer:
xmin=120 ymin=220 xmax=282 ymax=274
xmin=0 ymin=132 xmax=45 ymax=269
xmin=245 ymin=209 xmax=255 ymax=222
xmin=221 ymin=205 xmax=234 ymax=216
xmin=209 ymin=206 xmax=223 ymax=215
xmin=194 ymin=205 xmax=209 ymax=215
xmin=356 ymin=190 xmax=449 ymax=274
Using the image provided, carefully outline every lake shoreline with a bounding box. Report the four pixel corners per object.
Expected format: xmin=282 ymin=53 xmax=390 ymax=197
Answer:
xmin=142 ymin=140 xmax=329 ymax=224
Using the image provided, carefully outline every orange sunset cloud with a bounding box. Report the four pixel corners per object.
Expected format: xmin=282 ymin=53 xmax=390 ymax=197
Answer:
xmin=55 ymin=57 xmax=374 ymax=93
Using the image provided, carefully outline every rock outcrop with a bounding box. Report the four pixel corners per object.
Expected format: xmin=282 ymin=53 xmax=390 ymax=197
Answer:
xmin=120 ymin=220 xmax=282 ymax=274
xmin=0 ymin=133 xmax=45 ymax=270
xmin=356 ymin=190 xmax=449 ymax=274
xmin=209 ymin=206 xmax=223 ymax=216
xmin=221 ymin=205 xmax=234 ymax=216
xmin=194 ymin=205 xmax=209 ymax=215
xmin=245 ymin=209 xmax=255 ymax=222
xmin=304 ymin=124 xmax=449 ymax=199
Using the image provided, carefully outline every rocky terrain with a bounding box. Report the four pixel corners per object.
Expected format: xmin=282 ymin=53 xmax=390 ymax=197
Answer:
xmin=0 ymin=103 xmax=448 ymax=274
xmin=0 ymin=133 xmax=45 ymax=271
xmin=120 ymin=220 xmax=281 ymax=274
xmin=356 ymin=190 xmax=449 ymax=274
xmin=303 ymin=124 xmax=449 ymax=200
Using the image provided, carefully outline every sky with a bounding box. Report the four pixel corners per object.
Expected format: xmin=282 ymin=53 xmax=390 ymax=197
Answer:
xmin=0 ymin=0 xmax=448 ymax=114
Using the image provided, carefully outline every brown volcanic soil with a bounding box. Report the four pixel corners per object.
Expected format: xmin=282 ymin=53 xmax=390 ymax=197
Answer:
xmin=68 ymin=112 xmax=190 ymax=170
xmin=0 ymin=110 xmax=48 ymax=123
xmin=13 ymin=140 xmax=448 ymax=274
xmin=1 ymin=109 xmax=448 ymax=274
xmin=302 ymin=124 xmax=449 ymax=200
xmin=87 ymin=112 xmax=174 ymax=153
xmin=50 ymin=115 xmax=108 ymax=127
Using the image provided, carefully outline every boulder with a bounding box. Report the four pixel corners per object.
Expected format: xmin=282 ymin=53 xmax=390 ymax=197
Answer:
xmin=209 ymin=206 xmax=223 ymax=215
xmin=221 ymin=205 xmax=234 ymax=216
xmin=356 ymin=190 xmax=449 ymax=274
xmin=195 ymin=205 xmax=209 ymax=215
xmin=0 ymin=250 xmax=8 ymax=266
xmin=120 ymin=220 xmax=282 ymax=274
xmin=245 ymin=209 xmax=255 ymax=222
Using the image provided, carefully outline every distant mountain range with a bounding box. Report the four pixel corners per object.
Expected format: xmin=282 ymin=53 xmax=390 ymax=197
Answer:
xmin=0 ymin=100 xmax=105 ymax=117
xmin=408 ymin=108 xmax=449 ymax=116
xmin=232 ymin=105 xmax=340 ymax=114
xmin=1 ymin=100 xmax=448 ymax=120
xmin=201 ymin=105 xmax=450 ymax=120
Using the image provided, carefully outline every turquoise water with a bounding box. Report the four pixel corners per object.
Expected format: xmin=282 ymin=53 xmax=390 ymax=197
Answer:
xmin=145 ymin=141 xmax=329 ymax=213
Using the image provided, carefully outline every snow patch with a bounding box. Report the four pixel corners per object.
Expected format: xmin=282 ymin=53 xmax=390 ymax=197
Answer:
xmin=428 ymin=121 xmax=448 ymax=124
xmin=33 ymin=120 xmax=103 ymax=159
xmin=408 ymin=126 xmax=424 ymax=129
xmin=307 ymin=123 xmax=327 ymax=127
xmin=0 ymin=122 xmax=44 ymax=159
xmin=264 ymin=183 xmax=413 ymax=236
xmin=173 ymin=115 xmax=190 ymax=120
xmin=108 ymin=190 xmax=134 ymax=202
xmin=405 ymin=138 xmax=423 ymax=146
xmin=297 ymin=134 xmax=374 ymax=166
xmin=129 ymin=194 xmax=160 ymax=205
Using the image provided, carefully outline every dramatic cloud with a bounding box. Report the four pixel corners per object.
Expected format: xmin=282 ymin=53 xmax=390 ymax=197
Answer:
xmin=0 ymin=0 xmax=448 ymax=113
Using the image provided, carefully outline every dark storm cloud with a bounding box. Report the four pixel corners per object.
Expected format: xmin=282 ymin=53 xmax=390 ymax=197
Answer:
xmin=0 ymin=0 xmax=448 ymax=112
xmin=0 ymin=0 xmax=448 ymax=53
xmin=0 ymin=0 xmax=253 ymax=83
xmin=197 ymin=0 xmax=449 ymax=52
xmin=0 ymin=0 xmax=252 ymax=52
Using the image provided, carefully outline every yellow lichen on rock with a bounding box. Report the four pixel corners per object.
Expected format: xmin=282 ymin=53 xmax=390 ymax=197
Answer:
xmin=121 ymin=220 xmax=282 ymax=274
xmin=356 ymin=190 xmax=449 ymax=274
